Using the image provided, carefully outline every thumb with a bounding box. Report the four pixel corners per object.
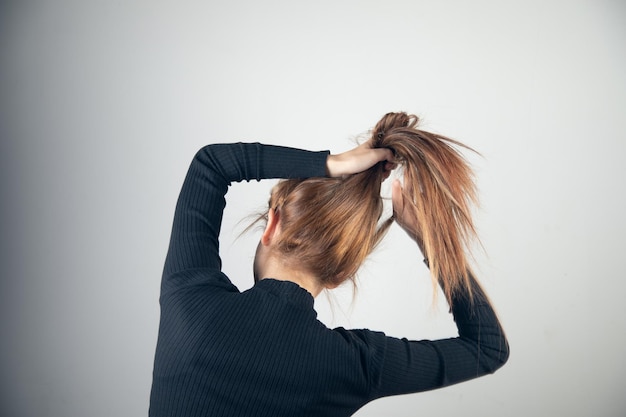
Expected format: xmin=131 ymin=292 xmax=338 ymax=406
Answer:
xmin=392 ymin=178 xmax=419 ymax=231
xmin=391 ymin=179 xmax=404 ymax=218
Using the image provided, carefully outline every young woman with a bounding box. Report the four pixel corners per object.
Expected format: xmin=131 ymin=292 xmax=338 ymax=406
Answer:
xmin=149 ymin=112 xmax=509 ymax=417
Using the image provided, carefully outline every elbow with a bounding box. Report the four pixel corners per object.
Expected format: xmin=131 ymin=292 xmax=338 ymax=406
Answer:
xmin=496 ymin=339 xmax=510 ymax=371
xmin=486 ymin=333 xmax=510 ymax=374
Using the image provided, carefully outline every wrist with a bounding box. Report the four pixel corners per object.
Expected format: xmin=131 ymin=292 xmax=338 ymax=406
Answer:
xmin=326 ymin=154 xmax=345 ymax=178
xmin=326 ymin=154 xmax=336 ymax=177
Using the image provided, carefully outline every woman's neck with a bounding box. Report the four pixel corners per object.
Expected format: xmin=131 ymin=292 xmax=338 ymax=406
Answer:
xmin=256 ymin=251 xmax=323 ymax=297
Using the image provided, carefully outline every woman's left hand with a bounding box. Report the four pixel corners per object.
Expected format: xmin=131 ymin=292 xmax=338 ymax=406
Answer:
xmin=327 ymin=140 xmax=395 ymax=178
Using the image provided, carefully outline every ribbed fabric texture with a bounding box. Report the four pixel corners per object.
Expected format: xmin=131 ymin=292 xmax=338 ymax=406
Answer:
xmin=149 ymin=143 xmax=509 ymax=417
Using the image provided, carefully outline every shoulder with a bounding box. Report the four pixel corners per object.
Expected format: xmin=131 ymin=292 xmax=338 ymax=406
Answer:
xmin=160 ymin=268 xmax=239 ymax=302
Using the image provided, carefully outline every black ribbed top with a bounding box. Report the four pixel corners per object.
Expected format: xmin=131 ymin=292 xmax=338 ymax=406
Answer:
xmin=149 ymin=143 xmax=509 ymax=417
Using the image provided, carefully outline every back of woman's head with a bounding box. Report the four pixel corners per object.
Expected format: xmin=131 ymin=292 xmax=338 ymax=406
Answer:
xmin=268 ymin=165 xmax=388 ymax=289
xmin=267 ymin=112 xmax=479 ymax=304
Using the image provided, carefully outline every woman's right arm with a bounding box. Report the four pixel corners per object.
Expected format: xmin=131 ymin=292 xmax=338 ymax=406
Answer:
xmin=368 ymin=179 xmax=510 ymax=397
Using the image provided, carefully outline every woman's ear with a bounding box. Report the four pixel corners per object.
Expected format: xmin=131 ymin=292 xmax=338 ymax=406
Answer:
xmin=324 ymin=282 xmax=340 ymax=290
xmin=261 ymin=208 xmax=280 ymax=246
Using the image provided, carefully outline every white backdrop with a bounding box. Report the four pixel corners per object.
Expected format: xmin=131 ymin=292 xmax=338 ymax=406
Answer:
xmin=1 ymin=1 xmax=625 ymax=416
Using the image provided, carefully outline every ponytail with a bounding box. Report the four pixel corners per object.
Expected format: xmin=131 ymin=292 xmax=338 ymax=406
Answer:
xmin=373 ymin=112 xmax=479 ymax=304
xmin=261 ymin=112 xmax=479 ymax=306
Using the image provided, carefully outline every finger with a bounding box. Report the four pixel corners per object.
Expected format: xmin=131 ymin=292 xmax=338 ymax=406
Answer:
xmin=380 ymin=148 xmax=395 ymax=163
xmin=391 ymin=179 xmax=404 ymax=217
xmin=384 ymin=161 xmax=397 ymax=171
xmin=382 ymin=161 xmax=397 ymax=180
xmin=368 ymin=147 xmax=393 ymax=165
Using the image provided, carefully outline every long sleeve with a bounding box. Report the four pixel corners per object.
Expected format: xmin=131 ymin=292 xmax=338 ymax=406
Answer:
xmin=368 ymin=274 xmax=509 ymax=398
xmin=160 ymin=142 xmax=329 ymax=295
xmin=151 ymin=141 xmax=508 ymax=416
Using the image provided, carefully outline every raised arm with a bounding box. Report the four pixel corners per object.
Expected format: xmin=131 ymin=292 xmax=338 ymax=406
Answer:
xmin=368 ymin=179 xmax=509 ymax=397
xmin=368 ymin=276 xmax=509 ymax=399
xmin=161 ymin=141 xmax=394 ymax=293
xmin=161 ymin=143 xmax=329 ymax=288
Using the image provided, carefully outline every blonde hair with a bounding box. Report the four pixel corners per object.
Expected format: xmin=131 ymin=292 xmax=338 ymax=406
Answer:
xmin=264 ymin=112 xmax=479 ymax=305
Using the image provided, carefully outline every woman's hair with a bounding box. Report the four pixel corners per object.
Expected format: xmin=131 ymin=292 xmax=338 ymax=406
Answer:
xmin=265 ymin=112 xmax=479 ymax=305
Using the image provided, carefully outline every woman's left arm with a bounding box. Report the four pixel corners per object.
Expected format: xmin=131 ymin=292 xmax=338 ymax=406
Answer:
xmin=161 ymin=140 xmax=394 ymax=294
xmin=370 ymin=275 xmax=509 ymax=397
xmin=161 ymin=143 xmax=330 ymax=289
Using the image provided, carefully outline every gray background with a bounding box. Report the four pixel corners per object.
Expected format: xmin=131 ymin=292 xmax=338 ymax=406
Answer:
xmin=1 ymin=1 xmax=625 ymax=416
